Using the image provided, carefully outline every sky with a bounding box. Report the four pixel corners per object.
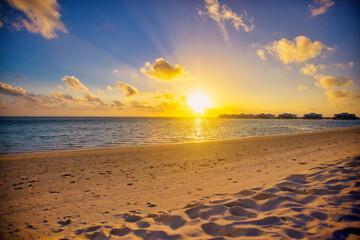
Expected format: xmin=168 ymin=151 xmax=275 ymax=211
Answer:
xmin=0 ymin=0 xmax=359 ymax=117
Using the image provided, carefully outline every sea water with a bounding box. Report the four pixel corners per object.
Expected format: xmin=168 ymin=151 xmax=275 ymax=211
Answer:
xmin=0 ymin=117 xmax=359 ymax=154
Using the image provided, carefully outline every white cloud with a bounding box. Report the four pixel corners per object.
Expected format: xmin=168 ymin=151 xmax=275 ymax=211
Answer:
xmin=257 ymin=49 xmax=266 ymax=60
xmin=199 ymin=0 xmax=254 ymax=40
xmin=5 ymin=0 xmax=68 ymax=39
xmin=115 ymin=81 xmax=138 ymax=97
xmin=141 ymin=58 xmax=184 ymax=81
xmin=62 ymin=76 xmax=88 ymax=91
xmin=314 ymin=75 xmax=353 ymax=89
xmin=309 ymin=0 xmax=335 ymax=17
xmin=265 ymin=36 xmax=332 ymax=64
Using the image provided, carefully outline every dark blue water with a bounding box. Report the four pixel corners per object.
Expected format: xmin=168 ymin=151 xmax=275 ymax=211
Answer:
xmin=0 ymin=117 xmax=359 ymax=154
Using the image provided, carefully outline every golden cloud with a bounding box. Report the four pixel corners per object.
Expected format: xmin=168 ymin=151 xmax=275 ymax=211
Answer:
xmin=309 ymin=0 xmax=335 ymax=17
xmin=265 ymin=36 xmax=332 ymax=64
xmin=0 ymin=82 xmax=27 ymax=96
xmin=300 ymin=63 xmax=326 ymax=76
xmin=257 ymin=49 xmax=266 ymax=60
xmin=115 ymin=81 xmax=138 ymax=97
xmin=325 ymin=89 xmax=360 ymax=101
xmin=314 ymin=75 xmax=353 ymax=89
xmin=62 ymin=76 xmax=88 ymax=91
xmin=6 ymin=0 xmax=68 ymax=39
xmin=141 ymin=58 xmax=184 ymax=81
xmin=199 ymin=0 xmax=254 ymax=40
xmin=298 ymin=85 xmax=309 ymax=91
xmin=154 ymin=92 xmax=176 ymax=100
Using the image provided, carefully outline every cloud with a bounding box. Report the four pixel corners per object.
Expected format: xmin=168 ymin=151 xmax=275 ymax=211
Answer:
xmin=15 ymin=72 xmax=24 ymax=79
xmin=309 ymin=0 xmax=335 ymax=17
xmin=198 ymin=0 xmax=254 ymax=40
xmin=62 ymin=76 xmax=88 ymax=91
xmin=129 ymin=100 xmax=155 ymax=110
xmin=83 ymin=93 xmax=107 ymax=106
xmin=257 ymin=49 xmax=266 ymax=60
xmin=325 ymin=89 xmax=360 ymax=101
xmin=5 ymin=0 xmax=68 ymax=39
xmin=154 ymin=92 xmax=176 ymax=100
xmin=298 ymin=85 xmax=309 ymax=91
xmin=141 ymin=58 xmax=184 ymax=81
xmin=314 ymin=75 xmax=353 ymax=89
xmin=56 ymin=85 xmax=63 ymax=89
xmin=0 ymin=82 xmax=27 ymax=96
xmin=265 ymin=36 xmax=332 ymax=64
xmin=0 ymin=99 xmax=6 ymax=107
xmin=0 ymin=82 xmax=53 ymax=106
xmin=111 ymin=100 xmax=125 ymax=108
xmin=97 ymin=89 xmax=104 ymax=94
xmin=300 ymin=63 xmax=326 ymax=76
xmin=115 ymin=81 xmax=138 ymax=97
xmin=113 ymin=69 xmax=118 ymax=73
xmin=107 ymin=86 xmax=113 ymax=91
xmin=336 ymin=62 xmax=354 ymax=70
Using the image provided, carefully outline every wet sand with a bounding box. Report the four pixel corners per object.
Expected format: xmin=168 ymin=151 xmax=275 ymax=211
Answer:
xmin=0 ymin=127 xmax=359 ymax=239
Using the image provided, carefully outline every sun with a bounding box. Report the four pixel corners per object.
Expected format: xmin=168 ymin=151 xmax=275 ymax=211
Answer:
xmin=187 ymin=92 xmax=211 ymax=113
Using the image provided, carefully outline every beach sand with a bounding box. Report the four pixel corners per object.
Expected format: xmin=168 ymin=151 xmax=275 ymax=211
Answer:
xmin=0 ymin=127 xmax=359 ymax=239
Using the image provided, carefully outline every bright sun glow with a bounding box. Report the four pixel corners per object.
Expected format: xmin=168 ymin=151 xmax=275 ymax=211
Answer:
xmin=187 ymin=92 xmax=211 ymax=113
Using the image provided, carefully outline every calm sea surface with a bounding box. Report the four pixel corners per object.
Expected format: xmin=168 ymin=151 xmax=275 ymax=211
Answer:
xmin=0 ymin=117 xmax=359 ymax=154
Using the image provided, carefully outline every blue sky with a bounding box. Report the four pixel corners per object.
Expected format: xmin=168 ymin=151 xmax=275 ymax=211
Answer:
xmin=0 ymin=0 xmax=359 ymax=116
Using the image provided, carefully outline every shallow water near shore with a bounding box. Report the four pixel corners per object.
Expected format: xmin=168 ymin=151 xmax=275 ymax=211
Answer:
xmin=0 ymin=117 xmax=359 ymax=154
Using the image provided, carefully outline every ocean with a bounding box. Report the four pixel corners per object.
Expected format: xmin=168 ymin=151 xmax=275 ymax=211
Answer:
xmin=0 ymin=117 xmax=359 ymax=154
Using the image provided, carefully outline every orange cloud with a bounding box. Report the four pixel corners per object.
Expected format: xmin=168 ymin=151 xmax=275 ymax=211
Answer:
xmin=141 ymin=58 xmax=184 ymax=81
xmin=62 ymin=76 xmax=88 ymax=91
xmin=5 ymin=0 xmax=68 ymax=39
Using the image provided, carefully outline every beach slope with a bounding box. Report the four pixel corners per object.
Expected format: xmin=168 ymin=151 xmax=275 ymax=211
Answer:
xmin=0 ymin=127 xmax=359 ymax=239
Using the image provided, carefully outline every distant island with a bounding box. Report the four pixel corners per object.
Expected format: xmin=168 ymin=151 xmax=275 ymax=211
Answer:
xmin=218 ymin=112 xmax=358 ymax=120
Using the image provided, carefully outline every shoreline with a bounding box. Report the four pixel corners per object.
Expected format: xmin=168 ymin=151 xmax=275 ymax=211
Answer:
xmin=0 ymin=126 xmax=359 ymax=239
xmin=1 ymin=126 xmax=359 ymax=158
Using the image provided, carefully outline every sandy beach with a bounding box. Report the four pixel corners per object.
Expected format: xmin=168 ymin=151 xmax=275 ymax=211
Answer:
xmin=0 ymin=127 xmax=359 ymax=239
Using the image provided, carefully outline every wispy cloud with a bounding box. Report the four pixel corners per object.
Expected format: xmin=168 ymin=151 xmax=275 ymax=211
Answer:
xmin=198 ymin=0 xmax=254 ymax=40
xmin=309 ymin=0 xmax=335 ymax=17
xmin=314 ymin=75 xmax=353 ymax=90
xmin=15 ymin=72 xmax=24 ymax=80
xmin=5 ymin=0 xmax=68 ymax=39
xmin=264 ymin=36 xmax=332 ymax=64
xmin=298 ymin=85 xmax=309 ymax=91
xmin=115 ymin=81 xmax=138 ymax=97
xmin=141 ymin=58 xmax=184 ymax=81
xmin=62 ymin=76 xmax=88 ymax=91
